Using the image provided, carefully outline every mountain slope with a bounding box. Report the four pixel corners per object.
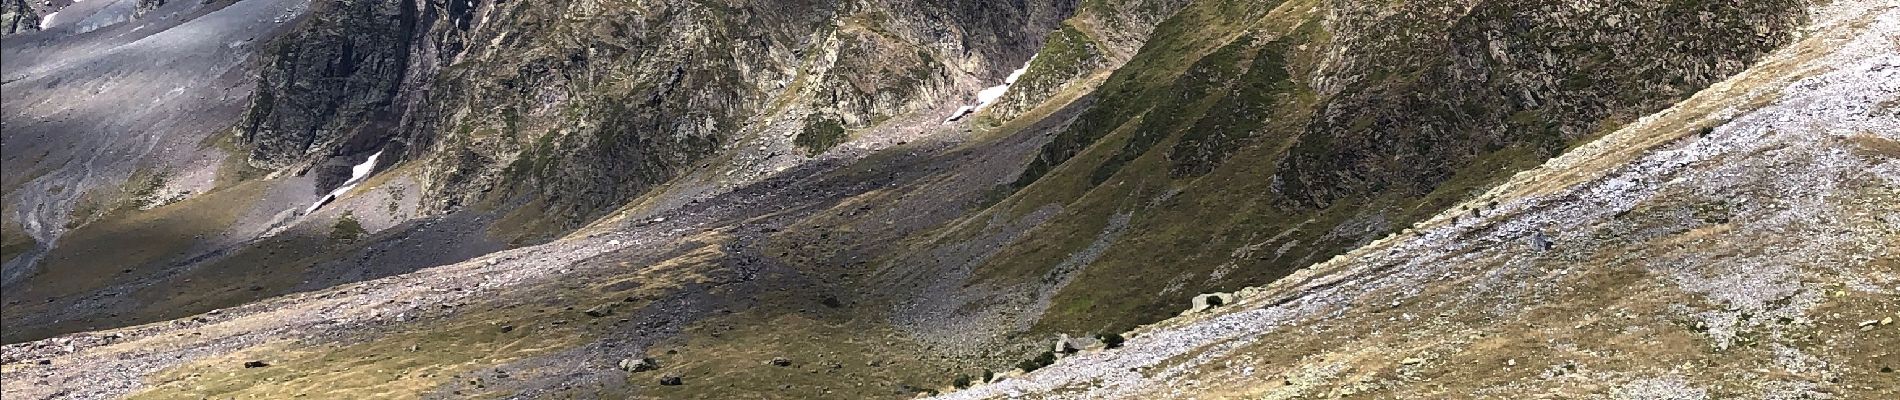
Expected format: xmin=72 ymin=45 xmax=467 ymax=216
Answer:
xmin=880 ymin=0 xmax=1813 ymax=362
xmin=0 ymin=0 xmax=1082 ymax=345
xmin=941 ymin=2 xmax=1899 ymax=397
xmin=0 ymin=0 xmax=1892 ymax=399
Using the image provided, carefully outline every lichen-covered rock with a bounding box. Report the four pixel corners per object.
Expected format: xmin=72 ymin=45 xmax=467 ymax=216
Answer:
xmin=1 ymin=0 xmax=39 ymax=36
xmin=618 ymin=357 xmax=658 ymax=372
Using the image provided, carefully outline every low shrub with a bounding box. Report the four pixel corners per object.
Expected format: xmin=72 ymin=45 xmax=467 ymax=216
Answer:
xmin=1017 ymin=351 xmax=1058 ymax=372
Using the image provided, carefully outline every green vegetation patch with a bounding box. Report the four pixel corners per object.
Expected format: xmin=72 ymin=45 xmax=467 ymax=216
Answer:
xmin=201 ymin=129 xmax=268 ymax=187
xmin=129 ymin=303 xmax=590 ymax=400
xmin=796 ymin=116 xmax=849 ymax=155
xmin=1011 ymin=0 xmax=1288 ymax=190
xmin=0 ymin=215 xmax=36 ymax=264
xmin=1016 ymin=351 xmax=1057 ymax=373
xmin=1167 ymin=23 xmax=1314 ymax=177
xmin=330 ymin=212 xmax=367 ymax=243
xmin=1086 ymin=37 xmax=1255 ymax=185
xmin=1016 ymin=24 xmax=1104 ymax=91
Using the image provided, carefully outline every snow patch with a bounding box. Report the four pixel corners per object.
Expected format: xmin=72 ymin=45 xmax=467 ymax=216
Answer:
xmin=943 ymin=56 xmax=1036 ymax=124
xmin=41 ymin=12 xmax=57 ymax=27
xmin=305 ymin=150 xmax=384 ymax=214
xmin=942 ymin=106 xmax=976 ymax=123
xmin=974 ymin=85 xmax=1010 ymax=108
xmin=976 ymin=56 xmax=1035 ymax=110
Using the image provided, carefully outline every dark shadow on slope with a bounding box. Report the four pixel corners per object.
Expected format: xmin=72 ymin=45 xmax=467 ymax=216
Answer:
xmin=448 ymin=97 xmax=1100 ymax=396
xmin=0 ymin=204 xmax=507 ymax=344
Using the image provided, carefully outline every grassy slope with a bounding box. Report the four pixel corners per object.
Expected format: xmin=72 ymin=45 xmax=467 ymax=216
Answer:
xmin=934 ymin=0 xmax=1423 ymax=339
xmin=928 ymin=0 xmax=1808 ymax=344
xmin=933 ymin=6 xmax=1899 ymax=397
xmin=0 ymin=130 xmax=412 ymax=344
xmin=0 ymin=178 xmax=270 ymax=343
xmin=105 ymin=54 xmax=1122 ymax=398
xmin=0 ymin=0 xmax=1832 ymax=398
xmin=0 ymin=214 xmax=32 ymax=264
xmin=124 ymin=230 xmax=968 ymax=400
xmin=126 ymin=241 xmax=735 ymax=399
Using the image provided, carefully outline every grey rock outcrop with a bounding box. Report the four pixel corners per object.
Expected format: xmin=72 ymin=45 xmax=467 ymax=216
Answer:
xmin=1 ymin=0 xmax=38 ymax=36
xmin=618 ymin=357 xmax=658 ymax=373
xmin=238 ymin=0 xmax=416 ymax=172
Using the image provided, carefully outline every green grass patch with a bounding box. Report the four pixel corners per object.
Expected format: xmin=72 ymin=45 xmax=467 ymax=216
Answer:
xmin=0 ymin=215 xmax=36 ymax=264
xmin=1011 ymin=0 xmax=1287 ymax=190
xmin=330 ymin=212 xmax=367 ymax=244
xmin=796 ymin=116 xmax=848 ymax=155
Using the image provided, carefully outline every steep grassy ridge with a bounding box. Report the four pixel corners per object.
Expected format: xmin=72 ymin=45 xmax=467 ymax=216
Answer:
xmin=942 ymin=5 xmax=1898 ymax=396
xmin=904 ymin=0 xmax=1812 ymax=347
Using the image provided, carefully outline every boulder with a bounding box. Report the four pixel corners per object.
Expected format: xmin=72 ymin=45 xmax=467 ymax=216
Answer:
xmin=1530 ymin=231 xmax=1553 ymax=252
xmin=1053 ymin=334 xmax=1078 ymax=354
xmin=619 ymin=357 xmax=658 ymax=373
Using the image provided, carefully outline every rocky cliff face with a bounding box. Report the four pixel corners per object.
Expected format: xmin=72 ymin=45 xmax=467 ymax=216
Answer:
xmin=239 ymin=0 xmax=1078 ymax=234
xmin=239 ymin=0 xmax=416 ymax=172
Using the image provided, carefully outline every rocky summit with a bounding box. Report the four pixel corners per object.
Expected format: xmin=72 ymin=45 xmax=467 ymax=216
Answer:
xmin=0 ymin=0 xmax=1893 ymax=399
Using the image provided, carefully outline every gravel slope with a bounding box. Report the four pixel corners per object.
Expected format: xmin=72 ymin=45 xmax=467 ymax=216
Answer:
xmin=1 ymin=0 xmax=314 ymax=284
